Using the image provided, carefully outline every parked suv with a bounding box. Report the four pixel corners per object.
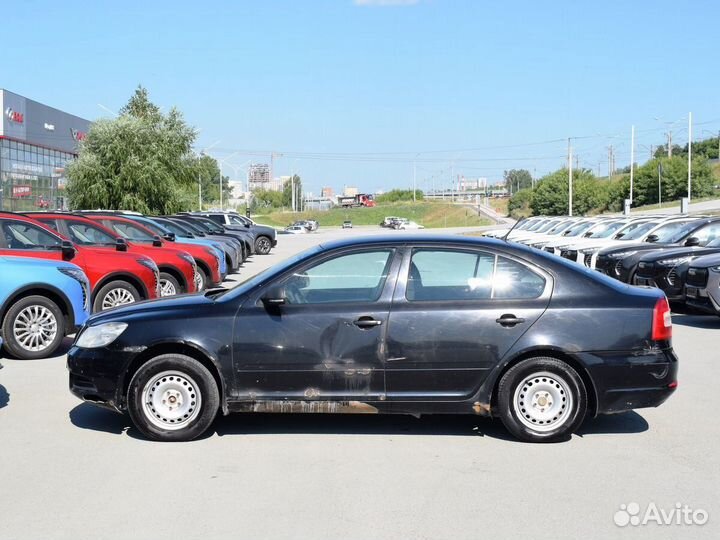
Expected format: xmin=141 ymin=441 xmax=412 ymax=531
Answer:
xmin=168 ymin=215 xmax=250 ymax=261
xmin=194 ymin=211 xmax=277 ymax=254
xmin=685 ymin=253 xmax=720 ymax=316
xmin=27 ymin=213 xmax=202 ymax=296
xmin=0 ymin=213 xmax=159 ymax=312
xmin=1 ymin=256 xmax=90 ymax=359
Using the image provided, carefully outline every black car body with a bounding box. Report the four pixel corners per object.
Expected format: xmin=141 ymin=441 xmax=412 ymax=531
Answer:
xmin=68 ymin=235 xmax=677 ymax=443
xmin=685 ymin=253 xmax=720 ymax=315
xmin=164 ymin=216 xmax=249 ymax=262
xmin=595 ymin=217 xmax=720 ymax=282
xmin=194 ymin=212 xmax=277 ymax=255
xmin=632 ymin=240 xmax=720 ymax=302
xmin=173 ymin=214 xmax=254 ymax=258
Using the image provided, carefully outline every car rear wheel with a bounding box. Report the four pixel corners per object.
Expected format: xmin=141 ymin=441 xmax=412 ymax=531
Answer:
xmin=159 ymin=272 xmax=181 ymax=297
xmin=127 ymin=354 xmax=219 ymax=441
xmin=255 ymin=235 xmax=272 ymax=255
xmin=2 ymin=295 xmax=65 ymax=360
xmin=498 ymin=357 xmax=587 ymax=443
xmin=94 ymin=280 xmax=141 ymax=312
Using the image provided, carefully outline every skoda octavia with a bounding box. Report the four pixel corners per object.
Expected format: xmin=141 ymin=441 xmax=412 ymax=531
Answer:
xmin=67 ymin=236 xmax=678 ymax=443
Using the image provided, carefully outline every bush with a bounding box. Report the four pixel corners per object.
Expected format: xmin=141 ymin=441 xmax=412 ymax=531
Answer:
xmin=375 ymin=189 xmax=424 ymax=203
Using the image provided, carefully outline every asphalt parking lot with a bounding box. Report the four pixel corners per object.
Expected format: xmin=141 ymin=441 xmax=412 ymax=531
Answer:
xmin=1 ymin=226 xmax=718 ymax=540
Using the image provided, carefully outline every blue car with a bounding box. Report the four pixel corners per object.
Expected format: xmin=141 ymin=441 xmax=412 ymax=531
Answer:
xmin=0 ymin=256 xmax=90 ymax=360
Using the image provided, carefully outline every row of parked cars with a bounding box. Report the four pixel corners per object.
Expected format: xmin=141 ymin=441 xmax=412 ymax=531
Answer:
xmin=379 ymin=216 xmax=425 ymax=230
xmin=484 ymin=213 xmax=720 ymax=316
xmin=0 ymin=210 xmax=277 ymax=360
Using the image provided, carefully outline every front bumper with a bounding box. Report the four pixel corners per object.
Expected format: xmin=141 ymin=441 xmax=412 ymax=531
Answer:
xmin=579 ymin=348 xmax=678 ymax=415
xmin=67 ymin=345 xmax=137 ymax=411
xmin=633 ymin=267 xmax=685 ymax=302
xmin=685 ymin=285 xmax=720 ymax=315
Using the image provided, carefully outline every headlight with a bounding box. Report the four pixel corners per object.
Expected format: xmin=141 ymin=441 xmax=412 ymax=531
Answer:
xmin=658 ymin=256 xmax=692 ymax=266
xmin=710 ymin=265 xmax=720 ymax=273
xmin=136 ymin=257 xmax=158 ymax=272
xmin=608 ymin=250 xmax=638 ymax=259
xmin=58 ymin=267 xmax=87 ymax=282
xmin=581 ymin=247 xmax=601 ymax=254
xmin=76 ymin=322 xmax=128 ymax=348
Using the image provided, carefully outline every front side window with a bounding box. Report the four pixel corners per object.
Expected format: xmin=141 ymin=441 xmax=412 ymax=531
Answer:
xmin=282 ymin=250 xmax=394 ymax=304
xmin=692 ymin=223 xmax=720 ymax=246
xmin=2 ymin=221 xmax=62 ymax=250
xmin=66 ymin=222 xmax=116 ymax=246
xmin=407 ymin=249 xmax=545 ymax=301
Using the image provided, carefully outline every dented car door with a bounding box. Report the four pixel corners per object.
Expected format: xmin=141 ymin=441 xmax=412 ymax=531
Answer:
xmin=231 ymin=247 xmax=401 ymax=404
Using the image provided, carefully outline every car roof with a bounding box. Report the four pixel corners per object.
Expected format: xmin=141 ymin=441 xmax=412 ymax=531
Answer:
xmin=317 ymin=234 xmax=528 ymax=252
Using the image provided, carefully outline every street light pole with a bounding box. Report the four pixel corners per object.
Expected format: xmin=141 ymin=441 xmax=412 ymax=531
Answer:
xmin=629 ymin=125 xmax=635 ymax=204
xmin=567 ymin=138 xmax=573 ymax=216
xmin=688 ymin=112 xmax=692 ymax=203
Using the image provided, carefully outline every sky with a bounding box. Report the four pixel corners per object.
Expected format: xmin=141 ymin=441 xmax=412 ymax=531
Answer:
xmin=3 ymin=0 xmax=720 ymax=195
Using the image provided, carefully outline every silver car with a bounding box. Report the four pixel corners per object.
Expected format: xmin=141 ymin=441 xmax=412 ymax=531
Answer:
xmin=685 ymin=252 xmax=720 ymax=316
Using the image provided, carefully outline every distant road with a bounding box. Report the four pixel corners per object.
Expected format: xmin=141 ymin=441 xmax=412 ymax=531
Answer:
xmin=630 ymin=198 xmax=720 ymax=215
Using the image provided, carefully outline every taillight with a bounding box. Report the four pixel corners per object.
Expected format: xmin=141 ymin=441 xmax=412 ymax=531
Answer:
xmin=652 ymin=296 xmax=672 ymax=341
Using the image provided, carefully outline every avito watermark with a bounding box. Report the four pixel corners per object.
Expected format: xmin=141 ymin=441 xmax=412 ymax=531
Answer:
xmin=614 ymin=502 xmax=709 ymax=527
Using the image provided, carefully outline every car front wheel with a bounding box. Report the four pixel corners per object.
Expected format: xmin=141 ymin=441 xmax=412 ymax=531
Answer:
xmin=127 ymin=354 xmax=219 ymax=441
xmin=2 ymin=295 xmax=65 ymax=360
xmin=255 ymin=236 xmax=272 ymax=255
xmin=159 ymin=272 xmax=181 ymax=297
xmin=497 ymin=357 xmax=587 ymax=443
xmin=94 ymin=280 xmax=141 ymax=312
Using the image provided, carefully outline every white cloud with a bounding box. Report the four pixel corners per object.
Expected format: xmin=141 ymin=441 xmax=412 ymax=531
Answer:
xmin=353 ymin=0 xmax=420 ymax=6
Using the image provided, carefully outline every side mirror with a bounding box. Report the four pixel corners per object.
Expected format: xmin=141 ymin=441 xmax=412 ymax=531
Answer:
xmin=614 ymin=232 xmax=625 ymax=239
xmin=152 ymin=235 xmax=163 ymax=247
xmin=583 ymin=232 xmax=593 ymax=237
xmin=162 ymin=232 xmax=176 ymax=242
xmin=261 ymin=287 xmax=287 ymax=309
xmin=685 ymin=236 xmax=700 ymax=247
xmin=115 ymin=238 xmax=128 ymax=252
xmin=61 ymin=240 xmax=76 ymax=261
xmin=645 ymin=234 xmax=660 ymax=243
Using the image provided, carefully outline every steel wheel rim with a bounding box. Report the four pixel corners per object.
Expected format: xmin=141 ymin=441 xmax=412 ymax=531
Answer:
xmin=159 ymin=279 xmax=177 ymax=297
xmin=101 ymin=288 xmax=136 ymax=310
xmin=141 ymin=370 xmax=202 ymax=430
xmin=12 ymin=305 xmax=58 ymax=352
xmin=513 ymin=371 xmax=573 ymax=432
xmin=257 ymin=237 xmax=271 ymax=253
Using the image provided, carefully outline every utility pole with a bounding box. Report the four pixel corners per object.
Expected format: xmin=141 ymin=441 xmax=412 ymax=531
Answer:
xmin=629 ymin=125 xmax=635 ymax=204
xmin=667 ymin=132 xmax=672 ymax=157
xmin=568 ymin=138 xmax=573 ymax=216
xmin=219 ymin=163 xmax=223 ymax=211
xmin=413 ymin=160 xmax=417 ymax=203
xmin=198 ymin=173 xmax=202 ymax=210
xmin=688 ymin=112 xmax=692 ymax=202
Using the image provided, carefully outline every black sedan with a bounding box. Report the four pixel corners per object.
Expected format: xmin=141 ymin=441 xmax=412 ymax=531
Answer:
xmin=67 ymin=236 xmax=678 ymax=443
xmin=633 ymin=239 xmax=720 ymax=303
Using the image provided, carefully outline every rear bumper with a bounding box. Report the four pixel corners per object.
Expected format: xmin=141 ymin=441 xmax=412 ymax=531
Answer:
xmin=579 ymin=348 xmax=678 ymax=415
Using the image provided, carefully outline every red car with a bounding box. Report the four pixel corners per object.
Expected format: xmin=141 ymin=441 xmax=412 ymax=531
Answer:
xmin=27 ymin=213 xmax=198 ymax=297
xmin=80 ymin=214 xmax=223 ymax=290
xmin=0 ymin=212 xmax=159 ymax=312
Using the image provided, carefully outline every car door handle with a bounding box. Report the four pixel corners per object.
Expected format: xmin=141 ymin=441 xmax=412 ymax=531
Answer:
xmin=495 ymin=314 xmax=526 ymax=327
xmin=353 ymin=317 xmax=383 ymax=328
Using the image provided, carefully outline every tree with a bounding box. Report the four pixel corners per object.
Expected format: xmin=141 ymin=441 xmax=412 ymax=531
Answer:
xmin=183 ymin=154 xmax=232 ymax=205
xmin=633 ymin=156 xmax=714 ymax=206
xmin=282 ymin=175 xmax=302 ymax=208
xmin=249 ymin=189 xmax=283 ymax=210
xmin=375 ymin=189 xmax=424 ymax=203
xmin=530 ymin=168 xmax=597 ymax=215
xmin=507 ymin=188 xmax=534 ymax=218
xmin=66 ymin=87 xmax=200 ymax=213
xmin=503 ymin=169 xmax=533 ymax=194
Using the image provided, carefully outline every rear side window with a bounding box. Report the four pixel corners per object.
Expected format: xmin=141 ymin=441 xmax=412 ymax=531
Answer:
xmin=407 ymin=249 xmax=545 ymax=301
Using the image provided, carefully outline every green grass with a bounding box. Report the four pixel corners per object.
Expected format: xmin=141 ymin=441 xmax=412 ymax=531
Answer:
xmin=252 ymin=202 xmax=492 ymax=229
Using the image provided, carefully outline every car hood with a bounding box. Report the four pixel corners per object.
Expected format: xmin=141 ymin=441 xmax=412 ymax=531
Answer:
xmin=639 ymin=246 xmax=720 ymax=263
xmin=688 ymin=252 xmax=720 ymax=269
xmin=598 ymin=241 xmax=670 ymax=256
xmin=85 ymin=292 xmax=215 ymax=325
xmin=0 ymin=255 xmax=81 ymax=270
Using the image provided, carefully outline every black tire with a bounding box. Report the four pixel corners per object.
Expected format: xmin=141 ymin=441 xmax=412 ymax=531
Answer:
xmin=255 ymin=235 xmax=272 ymax=255
xmin=195 ymin=266 xmax=208 ymax=291
xmin=159 ymin=272 xmax=182 ymax=297
xmin=93 ymin=280 xmax=141 ymax=312
xmin=127 ymin=354 xmax=219 ymax=442
xmin=497 ymin=357 xmax=587 ymax=443
xmin=1 ymin=295 xmax=66 ymax=360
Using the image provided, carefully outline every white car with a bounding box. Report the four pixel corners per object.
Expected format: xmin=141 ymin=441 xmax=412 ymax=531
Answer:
xmin=398 ymin=220 xmax=425 ymax=230
xmin=285 ymin=225 xmax=307 ymax=234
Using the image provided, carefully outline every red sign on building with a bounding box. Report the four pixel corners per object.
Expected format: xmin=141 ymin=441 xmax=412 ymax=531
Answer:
xmin=12 ymin=185 xmax=32 ymax=197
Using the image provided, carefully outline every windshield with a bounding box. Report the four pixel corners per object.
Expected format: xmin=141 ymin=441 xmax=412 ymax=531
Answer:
xmin=564 ymin=221 xmax=594 ymax=237
xmin=170 ymin=218 xmax=207 ymax=236
xmin=105 ymin=220 xmax=155 ymax=242
xmin=534 ymin=220 xmax=562 ymax=233
xmin=612 ymin=220 xmax=652 ymax=240
xmin=156 ymin=219 xmax=194 ymax=238
xmin=546 ymin=220 xmax=573 ymax=234
xmin=619 ymin=221 xmax=660 ymax=240
xmin=192 ymin=216 xmax=225 ymax=233
xmin=588 ymin=221 xmax=627 ymax=238
xmin=665 ymin=220 xmax=705 ymax=244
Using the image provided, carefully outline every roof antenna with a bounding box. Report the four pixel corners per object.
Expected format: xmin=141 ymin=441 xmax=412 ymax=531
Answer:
xmin=502 ymin=217 xmax=525 ymax=242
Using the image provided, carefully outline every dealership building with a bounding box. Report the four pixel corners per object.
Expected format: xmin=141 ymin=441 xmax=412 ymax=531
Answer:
xmin=0 ymin=89 xmax=91 ymax=211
